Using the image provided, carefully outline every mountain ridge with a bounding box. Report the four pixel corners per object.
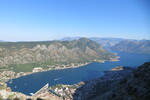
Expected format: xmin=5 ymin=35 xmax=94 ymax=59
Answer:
xmin=60 ymin=37 xmax=145 ymax=48
xmin=111 ymin=40 xmax=150 ymax=54
xmin=0 ymin=38 xmax=117 ymax=72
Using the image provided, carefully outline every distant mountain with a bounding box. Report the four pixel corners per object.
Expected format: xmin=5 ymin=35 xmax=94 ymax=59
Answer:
xmin=90 ymin=37 xmax=125 ymax=48
xmin=60 ymin=37 xmax=126 ymax=48
xmin=111 ymin=40 xmax=150 ymax=54
xmin=60 ymin=37 xmax=81 ymax=41
xmin=0 ymin=40 xmax=4 ymax=42
xmin=0 ymin=38 xmax=116 ymax=71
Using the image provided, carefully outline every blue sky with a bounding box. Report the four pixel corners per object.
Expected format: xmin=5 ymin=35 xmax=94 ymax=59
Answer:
xmin=0 ymin=0 xmax=150 ymax=41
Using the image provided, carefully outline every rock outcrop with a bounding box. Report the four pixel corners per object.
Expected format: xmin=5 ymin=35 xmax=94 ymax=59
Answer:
xmin=107 ymin=62 xmax=150 ymax=100
xmin=73 ymin=62 xmax=150 ymax=100
xmin=73 ymin=66 xmax=134 ymax=100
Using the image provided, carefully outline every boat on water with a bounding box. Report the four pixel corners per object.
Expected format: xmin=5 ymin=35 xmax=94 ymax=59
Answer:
xmin=30 ymin=93 xmax=34 ymax=96
xmin=54 ymin=77 xmax=63 ymax=81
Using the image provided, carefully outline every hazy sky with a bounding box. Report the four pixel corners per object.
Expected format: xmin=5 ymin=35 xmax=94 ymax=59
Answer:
xmin=0 ymin=0 xmax=150 ymax=41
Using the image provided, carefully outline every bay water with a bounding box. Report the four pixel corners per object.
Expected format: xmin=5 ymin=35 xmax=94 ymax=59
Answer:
xmin=7 ymin=51 xmax=150 ymax=95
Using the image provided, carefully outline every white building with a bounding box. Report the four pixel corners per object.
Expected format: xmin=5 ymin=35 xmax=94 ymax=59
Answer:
xmin=32 ymin=67 xmax=43 ymax=72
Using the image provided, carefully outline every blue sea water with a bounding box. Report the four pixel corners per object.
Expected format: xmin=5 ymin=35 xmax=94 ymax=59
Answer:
xmin=7 ymin=51 xmax=150 ymax=95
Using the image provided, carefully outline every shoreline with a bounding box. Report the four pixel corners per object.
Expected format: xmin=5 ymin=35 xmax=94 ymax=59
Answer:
xmin=0 ymin=57 xmax=120 ymax=99
xmin=2 ymin=62 xmax=92 ymax=85
xmin=6 ymin=56 xmax=119 ymax=82
xmin=0 ymin=56 xmax=119 ymax=94
xmin=0 ymin=62 xmax=92 ymax=99
xmin=13 ymin=62 xmax=91 ymax=80
xmin=8 ymin=57 xmax=119 ymax=81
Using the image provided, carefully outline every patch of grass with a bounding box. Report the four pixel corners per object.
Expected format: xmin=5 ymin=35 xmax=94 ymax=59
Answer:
xmin=8 ymin=61 xmax=55 ymax=72
xmin=9 ymin=63 xmax=40 ymax=72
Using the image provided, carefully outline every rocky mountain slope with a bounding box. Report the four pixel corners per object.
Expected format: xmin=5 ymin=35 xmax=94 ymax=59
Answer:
xmin=73 ymin=66 xmax=135 ymax=100
xmin=106 ymin=62 xmax=150 ymax=100
xmin=111 ymin=40 xmax=150 ymax=54
xmin=0 ymin=38 xmax=116 ymax=67
xmin=73 ymin=62 xmax=150 ymax=100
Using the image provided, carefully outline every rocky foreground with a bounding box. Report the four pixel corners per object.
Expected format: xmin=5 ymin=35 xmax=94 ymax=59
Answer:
xmin=75 ymin=62 xmax=150 ymax=100
xmin=106 ymin=62 xmax=150 ymax=100
xmin=73 ymin=66 xmax=135 ymax=100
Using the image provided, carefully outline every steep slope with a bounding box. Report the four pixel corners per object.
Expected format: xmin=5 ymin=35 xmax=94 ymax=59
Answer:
xmin=107 ymin=62 xmax=150 ymax=100
xmin=0 ymin=38 xmax=116 ymax=67
xmin=73 ymin=62 xmax=150 ymax=100
xmin=111 ymin=40 xmax=150 ymax=54
xmin=73 ymin=67 xmax=134 ymax=100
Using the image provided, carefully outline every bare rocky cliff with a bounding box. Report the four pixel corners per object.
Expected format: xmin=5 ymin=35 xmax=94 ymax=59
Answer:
xmin=73 ymin=62 xmax=150 ymax=100
xmin=107 ymin=62 xmax=150 ymax=100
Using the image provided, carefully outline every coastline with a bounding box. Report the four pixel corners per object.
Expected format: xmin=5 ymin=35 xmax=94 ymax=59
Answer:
xmin=14 ymin=62 xmax=91 ymax=79
xmin=0 ymin=56 xmax=120 ymax=99
xmin=0 ymin=56 xmax=120 ymax=97
xmin=1 ymin=62 xmax=91 ymax=85
xmin=0 ymin=62 xmax=91 ymax=98
xmin=0 ymin=62 xmax=92 ymax=99
xmin=6 ymin=56 xmax=119 ymax=82
xmin=9 ymin=56 xmax=119 ymax=81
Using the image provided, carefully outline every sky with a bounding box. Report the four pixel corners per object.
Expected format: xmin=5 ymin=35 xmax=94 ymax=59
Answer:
xmin=0 ymin=0 xmax=150 ymax=41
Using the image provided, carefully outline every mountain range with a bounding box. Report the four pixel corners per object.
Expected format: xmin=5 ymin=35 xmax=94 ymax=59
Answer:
xmin=61 ymin=37 xmax=150 ymax=54
xmin=0 ymin=38 xmax=116 ymax=71
xmin=111 ymin=40 xmax=150 ymax=54
xmin=61 ymin=37 xmax=126 ymax=47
